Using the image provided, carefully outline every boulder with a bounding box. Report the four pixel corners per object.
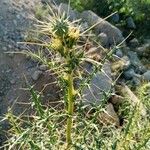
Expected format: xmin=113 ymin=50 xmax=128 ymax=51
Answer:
xmin=82 ymin=62 xmax=112 ymax=105
xmin=81 ymin=10 xmax=124 ymax=46
xmin=58 ymin=3 xmax=79 ymax=21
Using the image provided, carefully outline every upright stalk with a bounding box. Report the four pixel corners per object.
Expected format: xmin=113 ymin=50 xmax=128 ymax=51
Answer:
xmin=66 ymin=71 xmax=74 ymax=147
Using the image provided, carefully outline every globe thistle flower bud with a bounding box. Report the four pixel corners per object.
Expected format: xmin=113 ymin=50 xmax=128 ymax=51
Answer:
xmin=51 ymin=38 xmax=63 ymax=51
xmin=68 ymin=27 xmax=80 ymax=40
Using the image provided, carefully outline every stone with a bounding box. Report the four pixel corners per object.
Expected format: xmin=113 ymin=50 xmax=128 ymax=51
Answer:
xmin=135 ymin=43 xmax=150 ymax=57
xmin=82 ymin=62 xmax=112 ymax=105
xmin=123 ymin=68 xmax=141 ymax=80
xmin=123 ymin=68 xmax=136 ymax=80
xmin=80 ymin=22 xmax=89 ymax=32
xmin=31 ymin=70 xmax=43 ymax=81
xmin=110 ymin=94 xmax=124 ymax=105
xmin=143 ymin=70 xmax=150 ymax=81
xmin=39 ymin=64 xmax=48 ymax=71
xmin=98 ymin=32 xmax=108 ymax=46
xmin=111 ymin=13 xmax=120 ymax=23
xmin=123 ymin=46 xmax=130 ymax=52
xmin=59 ymin=3 xmax=79 ymax=21
xmin=129 ymin=38 xmax=139 ymax=48
xmin=81 ymin=10 xmax=124 ymax=46
xmin=85 ymin=47 xmax=101 ymax=58
xmin=98 ymin=103 xmax=120 ymax=127
xmin=135 ymin=47 xmax=145 ymax=56
xmin=119 ymin=85 xmax=146 ymax=117
xmin=126 ymin=17 xmax=136 ymax=29
xmin=111 ymin=56 xmax=130 ymax=73
xmin=132 ymin=76 xmax=141 ymax=86
xmin=115 ymin=49 xmax=123 ymax=58
xmin=127 ymin=51 xmax=146 ymax=73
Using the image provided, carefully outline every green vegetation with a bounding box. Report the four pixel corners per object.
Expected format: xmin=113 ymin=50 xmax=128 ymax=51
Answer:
xmin=2 ymin=85 xmax=150 ymax=149
xmin=64 ymin=0 xmax=150 ymax=36
xmin=64 ymin=0 xmax=150 ymax=20
xmin=137 ymin=82 xmax=150 ymax=113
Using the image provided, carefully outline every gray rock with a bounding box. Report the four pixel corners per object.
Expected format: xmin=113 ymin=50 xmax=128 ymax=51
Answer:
xmin=80 ymin=22 xmax=89 ymax=32
xmin=121 ymin=46 xmax=130 ymax=55
xmin=81 ymin=10 xmax=124 ymax=46
xmin=143 ymin=70 xmax=150 ymax=81
xmin=127 ymin=51 xmax=146 ymax=73
xmin=111 ymin=56 xmax=130 ymax=77
xmin=98 ymin=32 xmax=108 ymax=46
xmin=59 ymin=3 xmax=79 ymax=21
xmin=31 ymin=70 xmax=43 ymax=81
xmin=126 ymin=17 xmax=136 ymax=29
xmin=135 ymin=43 xmax=150 ymax=57
xmin=82 ymin=62 xmax=112 ymax=105
xmin=120 ymin=85 xmax=146 ymax=116
xmin=122 ymin=56 xmax=131 ymax=69
xmin=135 ymin=47 xmax=145 ymax=56
xmin=129 ymin=38 xmax=139 ymax=48
xmin=132 ymin=76 xmax=141 ymax=86
xmin=115 ymin=49 xmax=123 ymax=58
xmin=123 ymin=68 xmax=136 ymax=80
xmin=39 ymin=64 xmax=48 ymax=71
xmin=111 ymin=13 xmax=120 ymax=23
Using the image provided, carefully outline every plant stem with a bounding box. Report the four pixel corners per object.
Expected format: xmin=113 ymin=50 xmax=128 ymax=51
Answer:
xmin=66 ymin=71 xmax=74 ymax=147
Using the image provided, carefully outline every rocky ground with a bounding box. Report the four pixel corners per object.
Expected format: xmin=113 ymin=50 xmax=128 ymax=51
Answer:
xmin=0 ymin=0 xmax=150 ymax=146
xmin=0 ymin=0 xmax=60 ymax=144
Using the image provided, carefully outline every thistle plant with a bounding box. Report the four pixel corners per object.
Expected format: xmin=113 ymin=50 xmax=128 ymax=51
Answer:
xmin=31 ymin=10 xmax=86 ymax=147
xmin=28 ymin=6 xmax=110 ymax=147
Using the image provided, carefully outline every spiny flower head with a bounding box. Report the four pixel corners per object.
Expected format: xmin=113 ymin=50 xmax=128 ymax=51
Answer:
xmin=68 ymin=27 xmax=80 ymax=40
xmin=51 ymin=38 xmax=63 ymax=51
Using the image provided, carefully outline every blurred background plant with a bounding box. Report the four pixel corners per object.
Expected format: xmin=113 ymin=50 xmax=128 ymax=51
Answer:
xmin=63 ymin=0 xmax=150 ymax=37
